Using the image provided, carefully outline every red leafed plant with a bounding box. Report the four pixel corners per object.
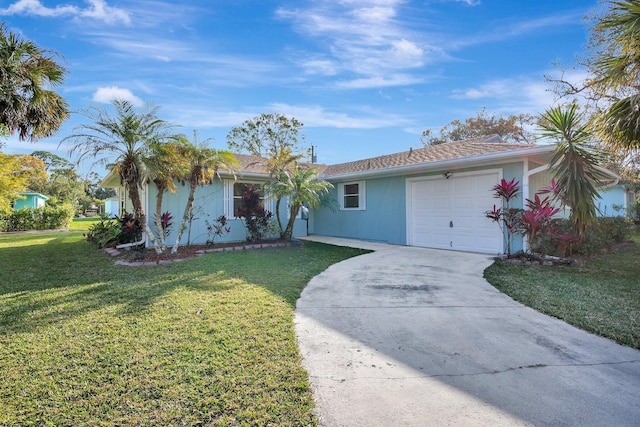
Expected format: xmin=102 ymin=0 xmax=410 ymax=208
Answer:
xmin=491 ymin=178 xmax=520 ymax=203
xmin=519 ymin=195 xmax=562 ymax=255
xmin=486 ymin=179 xmax=522 ymax=256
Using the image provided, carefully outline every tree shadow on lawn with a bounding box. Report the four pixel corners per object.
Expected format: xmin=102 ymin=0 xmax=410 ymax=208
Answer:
xmin=0 ymin=234 xmax=367 ymax=335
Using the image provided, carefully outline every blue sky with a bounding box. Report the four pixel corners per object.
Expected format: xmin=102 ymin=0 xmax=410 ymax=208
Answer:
xmin=2 ymin=0 xmax=598 ymax=175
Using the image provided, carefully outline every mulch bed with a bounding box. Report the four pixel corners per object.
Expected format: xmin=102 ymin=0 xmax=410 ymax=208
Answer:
xmin=498 ymin=240 xmax=636 ymax=267
xmin=103 ymin=239 xmax=299 ymax=266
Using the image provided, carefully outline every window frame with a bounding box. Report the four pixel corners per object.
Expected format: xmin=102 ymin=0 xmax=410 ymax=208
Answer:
xmin=338 ymin=181 xmax=366 ymax=211
xmin=224 ymin=180 xmax=273 ymax=218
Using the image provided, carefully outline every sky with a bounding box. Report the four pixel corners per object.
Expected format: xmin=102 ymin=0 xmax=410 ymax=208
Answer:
xmin=1 ymin=0 xmax=600 ymax=176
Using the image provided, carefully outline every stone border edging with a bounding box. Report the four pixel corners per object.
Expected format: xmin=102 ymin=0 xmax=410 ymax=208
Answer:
xmin=103 ymin=241 xmax=297 ymax=267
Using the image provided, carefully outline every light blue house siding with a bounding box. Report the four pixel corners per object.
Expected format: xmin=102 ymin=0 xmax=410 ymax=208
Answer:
xmin=312 ymin=161 xmax=526 ymax=251
xmin=14 ymin=191 xmax=48 ymax=210
xmin=313 ymin=175 xmax=407 ymax=244
xmin=597 ymin=185 xmax=631 ymax=217
xmin=146 ymin=177 xmax=307 ymax=247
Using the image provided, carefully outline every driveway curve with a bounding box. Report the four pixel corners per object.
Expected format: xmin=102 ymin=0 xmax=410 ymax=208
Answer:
xmin=295 ymin=237 xmax=640 ymax=427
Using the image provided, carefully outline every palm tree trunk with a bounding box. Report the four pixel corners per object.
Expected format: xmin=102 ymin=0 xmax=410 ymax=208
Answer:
xmin=283 ymin=205 xmax=300 ymax=241
xmin=171 ymin=180 xmax=196 ymax=254
xmin=275 ymin=198 xmax=284 ymax=237
xmin=126 ymin=179 xmax=162 ymax=254
xmin=154 ymin=183 xmax=167 ymax=252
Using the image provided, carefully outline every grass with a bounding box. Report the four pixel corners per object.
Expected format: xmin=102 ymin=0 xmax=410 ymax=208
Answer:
xmin=484 ymin=226 xmax=640 ymax=349
xmin=0 ymin=231 xmax=368 ymax=425
xmin=68 ymin=216 xmax=103 ymax=231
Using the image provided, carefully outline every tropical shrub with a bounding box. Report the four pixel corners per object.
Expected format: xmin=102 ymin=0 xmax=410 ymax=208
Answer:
xmin=118 ymin=212 xmax=143 ymax=244
xmin=85 ymin=219 xmax=120 ymax=248
xmin=205 ymin=215 xmax=231 ymax=246
xmin=486 ymin=178 xmax=521 ymax=256
xmin=235 ymin=186 xmax=273 ymax=242
xmin=519 ymin=194 xmax=561 ymax=256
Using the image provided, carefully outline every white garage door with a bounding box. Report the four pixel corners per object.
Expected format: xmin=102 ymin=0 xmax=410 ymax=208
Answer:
xmin=407 ymin=170 xmax=502 ymax=254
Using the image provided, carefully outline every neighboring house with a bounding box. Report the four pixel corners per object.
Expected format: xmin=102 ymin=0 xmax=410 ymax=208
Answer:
xmin=102 ymin=135 xmax=620 ymax=254
xmin=597 ymin=183 xmax=637 ymax=217
xmin=13 ymin=189 xmax=48 ymax=210
xmin=104 ymin=196 xmax=121 ymax=218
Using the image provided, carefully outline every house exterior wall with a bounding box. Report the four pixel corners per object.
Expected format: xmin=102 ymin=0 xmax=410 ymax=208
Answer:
xmin=597 ymin=185 xmax=629 ymax=217
xmin=313 ymin=175 xmax=407 ymax=244
xmin=312 ymin=161 xmax=526 ymax=250
xmin=14 ymin=194 xmax=46 ymax=210
xmin=145 ymin=178 xmax=307 ymax=247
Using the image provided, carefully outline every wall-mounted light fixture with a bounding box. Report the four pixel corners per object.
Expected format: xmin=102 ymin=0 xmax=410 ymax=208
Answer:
xmin=443 ymin=172 xmax=452 ymax=179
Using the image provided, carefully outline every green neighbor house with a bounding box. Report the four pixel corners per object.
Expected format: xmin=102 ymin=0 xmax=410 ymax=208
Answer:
xmin=13 ymin=189 xmax=48 ymax=210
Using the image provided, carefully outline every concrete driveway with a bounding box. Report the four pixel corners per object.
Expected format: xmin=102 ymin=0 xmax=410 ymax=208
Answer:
xmin=295 ymin=237 xmax=640 ymax=426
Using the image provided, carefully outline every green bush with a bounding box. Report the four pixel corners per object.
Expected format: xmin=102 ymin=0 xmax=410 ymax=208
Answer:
xmin=85 ymin=219 xmax=121 ymax=248
xmin=0 ymin=205 xmax=74 ymax=232
xmin=551 ymin=216 xmax=633 ymax=255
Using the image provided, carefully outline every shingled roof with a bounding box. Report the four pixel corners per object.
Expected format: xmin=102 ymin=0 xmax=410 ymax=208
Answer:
xmin=321 ymin=135 xmax=546 ymax=178
xmin=233 ymin=153 xmax=329 ymax=176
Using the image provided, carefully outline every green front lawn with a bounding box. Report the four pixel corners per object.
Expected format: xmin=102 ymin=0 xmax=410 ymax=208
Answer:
xmin=0 ymin=231 xmax=368 ymax=425
xmin=484 ymin=226 xmax=640 ymax=349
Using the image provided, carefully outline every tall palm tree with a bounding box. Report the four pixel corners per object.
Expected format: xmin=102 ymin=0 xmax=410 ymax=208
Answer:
xmin=0 ymin=24 xmax=69 ymax=142
xmin=590 ymin=0 xmax=640 ymax=153
xmin=268 ymin=165 xmax=333 ymax=241
xmin=64 ymin=99 xmax=177 ymax=250
xmin=538 ymin=105 xmax=610 ymax=236
xmin=144 ymin=140 xmax=189 ymax=252
xmin=265 ymin=145 xmax=302 ymax=234
xmin=171 ymin=138 xmax=239 ymax=254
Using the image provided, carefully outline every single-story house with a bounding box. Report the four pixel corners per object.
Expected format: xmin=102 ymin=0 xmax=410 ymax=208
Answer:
xmin=104 ymin=196 xmax=121 ymax=218
xmin=13 ymin=189 xmax=48 ymax=210
xmin=102 ymin=135 xmax=621 ymax=254
xmin=597 ymin=183 xmax=638 ymax=217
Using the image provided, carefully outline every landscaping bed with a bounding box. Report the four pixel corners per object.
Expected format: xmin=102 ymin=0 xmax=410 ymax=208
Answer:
xmin=105 ymin=239 xmax=302 ymax=266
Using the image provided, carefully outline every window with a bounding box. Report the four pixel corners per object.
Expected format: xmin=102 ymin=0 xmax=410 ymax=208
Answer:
xmin=338 ymin=181 xmax=365 ymax=210
xmin=225 ymin=181 xmax=271 ymax=217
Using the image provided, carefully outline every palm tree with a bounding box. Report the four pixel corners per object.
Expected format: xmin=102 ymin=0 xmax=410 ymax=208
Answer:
xmin=265 ymin=145 xmax=302 ymax=234
xmin=589 ymin=0 xmax=640 ymax=153
xmin=64 ymin=100 xmax=177 ymax=251
xmin=171 ymin=138 xmax=239 ymax=254
xmin=538 ymin=105 xmax=610 ymax=236
xmin=0 ymin=24 xmax=69 ymax=142
xmin=268 ymin=164 xmax=333 ymax=241
xmin=144 ymin=140 xmax=189 ymax=252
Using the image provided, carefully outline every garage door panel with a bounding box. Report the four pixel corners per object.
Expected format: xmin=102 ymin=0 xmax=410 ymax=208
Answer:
xmin=408 ymin=172 xmax=502 ymax=254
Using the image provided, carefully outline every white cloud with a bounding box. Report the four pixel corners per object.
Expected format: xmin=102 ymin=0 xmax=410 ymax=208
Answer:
xmin=79 ymin=0 xmax=131 ymax=25
xmin=335 ymin=74 xmax=424 ymax=89
xmin=267 ymin=103 xmax=411 ymax=129
xmin=0 ymin=0 xmax=130 ymax=25
xmin=92 ymin=87 xmax=143 ymax=106
xmin=447 ymin=71 xmax=594 ymax=116
xmin=277 ymin=1 xmax=434 ymax=89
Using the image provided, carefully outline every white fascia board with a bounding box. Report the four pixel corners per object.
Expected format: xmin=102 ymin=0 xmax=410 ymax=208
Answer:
xmin=322 ymin=145 xmax=556 ymax=181
xmin=217 ymin=171 xmax=271 ymax=180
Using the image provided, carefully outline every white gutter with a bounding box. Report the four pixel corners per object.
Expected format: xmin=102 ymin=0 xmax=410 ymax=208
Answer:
xmin=322 ymin=145 xmax=556 ymax=181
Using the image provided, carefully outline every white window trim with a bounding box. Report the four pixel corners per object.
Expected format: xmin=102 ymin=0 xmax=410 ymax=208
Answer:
xmin=224 ymin=180 xmax=273 ymax=218
xmin=338 ymin=181 xmax=366 ymax=211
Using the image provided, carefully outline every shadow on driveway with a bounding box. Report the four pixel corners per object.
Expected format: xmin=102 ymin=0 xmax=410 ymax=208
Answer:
xmin=295 ymin=239 xmax=640 ymax=426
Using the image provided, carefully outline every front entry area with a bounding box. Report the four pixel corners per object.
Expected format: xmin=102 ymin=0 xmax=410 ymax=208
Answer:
xmin=406 ymin=170 xmax=502 ymax=254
